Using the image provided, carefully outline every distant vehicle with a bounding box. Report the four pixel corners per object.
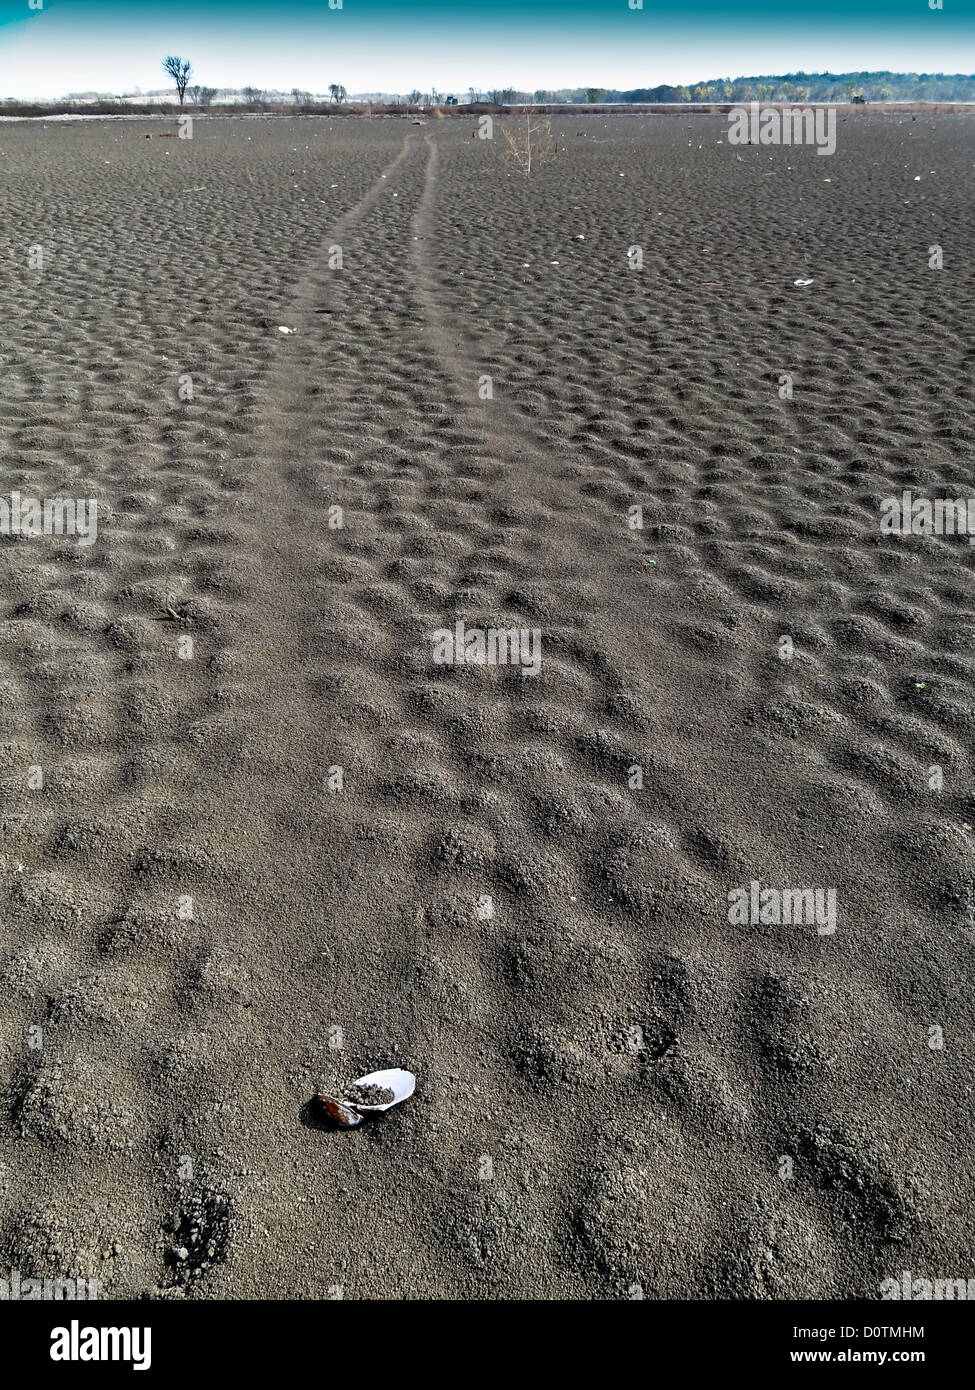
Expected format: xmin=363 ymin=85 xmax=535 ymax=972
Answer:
xmin=445 ymin=95 xmax=458 ymax=105
xmin=851 ymin=94 xmax=867 ymax=104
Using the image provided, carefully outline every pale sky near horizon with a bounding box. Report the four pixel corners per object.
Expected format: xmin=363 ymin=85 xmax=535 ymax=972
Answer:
xmin=0 ymin=0 xmax=972 ymax=100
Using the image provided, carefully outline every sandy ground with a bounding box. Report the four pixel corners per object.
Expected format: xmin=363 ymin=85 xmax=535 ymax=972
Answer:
xmin=0 ymin=112 xmax=973 ymax=1300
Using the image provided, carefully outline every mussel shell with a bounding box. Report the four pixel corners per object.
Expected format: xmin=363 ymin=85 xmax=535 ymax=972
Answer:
xmin=315 ymin=1093 xmax=363 ymax=1127
xmin=347 ymin=1068 xmax=416 ymax=1112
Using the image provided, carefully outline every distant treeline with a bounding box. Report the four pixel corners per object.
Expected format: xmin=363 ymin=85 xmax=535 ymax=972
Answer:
xmin=597 ymin=71 xmax=975 ymax=103
xmin=200 ymin=71 xmax=975 ymax=104
xmin=343 ymin=72 xmax=975 ymax=104
xmin=192 ymin=71 xmax=975 ymax=104
xmin=4 ymin=71 xmax=974 ymax=117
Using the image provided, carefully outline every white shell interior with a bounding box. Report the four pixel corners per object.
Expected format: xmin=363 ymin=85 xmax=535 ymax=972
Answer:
xmin=349 ymin=1068 xmax=416 ymax=1111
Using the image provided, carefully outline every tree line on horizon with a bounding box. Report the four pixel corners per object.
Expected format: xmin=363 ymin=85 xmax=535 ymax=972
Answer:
xmin=603 ymin=71 xmax=975 ymax=103
xmin=153 ymin=68 xmax=975 ymax=106
xmin=5 ymin=67 xmax=973 ymax=111
xmin=176 ymin=67 xmax=975 ymax=106
xmin=493 ymin=71 xmax=975 ymax=105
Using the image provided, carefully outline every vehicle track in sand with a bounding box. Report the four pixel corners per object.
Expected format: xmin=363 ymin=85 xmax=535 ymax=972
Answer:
xmin=166 ymin=126 xmax=688 ymax=1297
xmin=172 ymin=127 xmax=799 ymax=1297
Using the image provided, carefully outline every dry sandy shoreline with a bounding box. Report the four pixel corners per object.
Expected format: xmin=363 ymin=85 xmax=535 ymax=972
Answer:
xmin=0 ymin=112 xmax=972 ymax=1299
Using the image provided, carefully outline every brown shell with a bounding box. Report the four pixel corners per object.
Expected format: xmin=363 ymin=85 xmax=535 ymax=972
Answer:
xmin=315 ymin=1093 xmax=362 ymax=1127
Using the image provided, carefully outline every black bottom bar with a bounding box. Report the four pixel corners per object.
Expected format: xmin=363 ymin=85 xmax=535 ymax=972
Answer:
xmin=2 ymin=1298 xmax=967 ymax=1376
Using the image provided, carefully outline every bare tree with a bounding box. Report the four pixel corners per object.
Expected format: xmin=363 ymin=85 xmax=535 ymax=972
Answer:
xmin=242 ymin=86 xmax=265 ymax=106
xmin=503 ymin=112 xmax=554 ymax=176
xmin=468 ymin=86 xmax=481 ymax=104
xmin=328 ymin=83 xmax=347 ymax=104
xmin=162 ymin=56 xmax=192 ymax=105
xmin=408 ymin=89 xmax=422 ymax=105
xmin=195 ymin=86 xmax=216 ymax=107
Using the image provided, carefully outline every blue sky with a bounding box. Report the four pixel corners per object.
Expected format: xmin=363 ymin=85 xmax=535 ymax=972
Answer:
xmin=1 ymin=0 xmax=972 ymax=99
